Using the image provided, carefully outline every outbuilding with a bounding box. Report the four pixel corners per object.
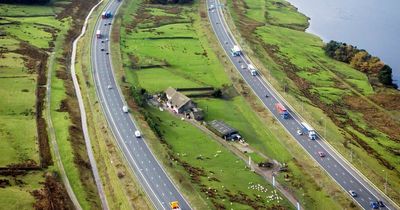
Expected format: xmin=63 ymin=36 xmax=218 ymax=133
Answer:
xmin=207 ymin=120 xmax=241 ymax=140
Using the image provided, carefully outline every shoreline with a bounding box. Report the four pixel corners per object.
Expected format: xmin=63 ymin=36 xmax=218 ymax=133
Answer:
xmin=285 ymin=0 xmax=400 ymax=88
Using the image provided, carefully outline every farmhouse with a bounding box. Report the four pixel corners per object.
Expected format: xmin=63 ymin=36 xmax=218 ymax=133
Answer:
xmin=207 ymin=120 xmax=241 ymax=140
xmin=165 ymin=87 xmax=196 ymax=113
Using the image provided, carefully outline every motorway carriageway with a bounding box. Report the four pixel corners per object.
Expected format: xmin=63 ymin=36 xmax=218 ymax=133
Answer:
xmin=206 ymin=0 xmax=397 ymax=209
xmin=91 ymin=0 xmax=191 ymax=209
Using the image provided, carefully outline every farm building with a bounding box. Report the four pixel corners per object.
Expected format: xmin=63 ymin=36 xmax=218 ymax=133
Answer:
xmin=165 ymin=87 xmax=196 ymax=113
xmin=207 ymin=120 xmax=241 ymax=140
xmin=187 ymin=107 xmax=204 ymax=121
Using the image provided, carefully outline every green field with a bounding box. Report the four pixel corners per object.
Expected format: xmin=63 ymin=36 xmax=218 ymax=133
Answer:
xmin=119 ymin=1 xmax=351 ymax=209
xmin=0 ymin=1 xmax=103 ymax=209
xmin=0 ymin=2 xmax=66 ymax=208
xmin=226 ymin=0 xmax=400 ymax=202
xmin=148 ymin=107 xmax=292 ymax=209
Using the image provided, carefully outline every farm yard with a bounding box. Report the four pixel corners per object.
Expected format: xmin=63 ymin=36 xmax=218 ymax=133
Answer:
xmin=118 ymin=0 xmax=352 ymax=209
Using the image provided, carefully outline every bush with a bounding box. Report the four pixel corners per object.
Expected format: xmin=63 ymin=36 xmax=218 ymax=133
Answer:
xmin=324 ymin=40 xmax=396 ymax=88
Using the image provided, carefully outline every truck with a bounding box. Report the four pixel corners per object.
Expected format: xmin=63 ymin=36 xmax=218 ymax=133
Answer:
xmin=301 ymin=122 xmax=317 ymax=140
xmin=231 ymin=45 xmax=241 ymax=56
xmin=169 ymin=201 xmax=180 ymax=210
xmin=275 ymin=103 xmax=289 ymax=119
xmin=96 ymin=30 xmax=101 ymax=39
xmin=248 ymin=64 xmax=257 ymax=76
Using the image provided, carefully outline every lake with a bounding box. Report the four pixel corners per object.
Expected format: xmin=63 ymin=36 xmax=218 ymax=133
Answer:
xmin=285 ymin=0 xmax=400 ymax=87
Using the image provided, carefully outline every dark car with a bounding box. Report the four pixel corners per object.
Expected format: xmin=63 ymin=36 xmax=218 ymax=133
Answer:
xmin=370 ymin=201 xmax=379 ymax=209
xmin=377 ymin=200 xmax=385 ymax=207
xmin=318 ymin=151 xmax=326 ymax=157
xmin=100 ymin=48 xmax=105 ymax=51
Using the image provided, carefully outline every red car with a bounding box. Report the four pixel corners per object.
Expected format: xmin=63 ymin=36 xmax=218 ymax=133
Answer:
xmin=318 ymin=151 xmax=326 ymax=157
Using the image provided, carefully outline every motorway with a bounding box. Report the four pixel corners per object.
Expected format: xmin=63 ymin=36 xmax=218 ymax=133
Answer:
xmin=91 ymin=0 xmax=191 ymax=209
xmin=206 ymin=0 xmax=397 ymax=209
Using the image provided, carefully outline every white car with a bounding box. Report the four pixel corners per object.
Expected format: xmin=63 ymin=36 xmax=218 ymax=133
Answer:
xmin=134 ymin=130 xmax=141 ymax=138
xmin=122 ymin=105 xmax=128 ymax=113
xmin=296 ymin=129 xmax=303 ymax=135
xmin=107 ymin=84 xmax=112 ymax=89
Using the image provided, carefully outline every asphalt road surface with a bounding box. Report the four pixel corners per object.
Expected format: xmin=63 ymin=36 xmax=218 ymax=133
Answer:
xmin=91 ymin=0 xmax=191 ymax=209
xmin=206 ymin=0 xmax=397 ymax=209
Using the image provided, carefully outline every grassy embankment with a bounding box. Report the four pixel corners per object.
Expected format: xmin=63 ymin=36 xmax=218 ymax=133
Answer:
xmin=116 ymin=0 xmax=354 ymax=209
xmin=0 ymin=2 xmax=72 ymax=209
xmin=225 ymin=0 xmax=400 ymax=202
xmin=73 ymin=0 xmax=152 ymax=208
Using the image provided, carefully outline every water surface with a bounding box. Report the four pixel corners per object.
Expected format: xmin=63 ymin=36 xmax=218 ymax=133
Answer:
xmin=285 ymin=0 xmax=400 ymax=87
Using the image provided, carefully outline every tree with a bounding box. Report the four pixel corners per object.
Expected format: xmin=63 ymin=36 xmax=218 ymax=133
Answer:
xmin=379 ymin=65 xmax=397 ymax=88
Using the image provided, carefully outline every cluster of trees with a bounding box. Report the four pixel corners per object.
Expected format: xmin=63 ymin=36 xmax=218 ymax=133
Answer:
xmin=0 ymin=0 xmax=50 ymax=5
xmin=324 ymin=40 xmax=397 ymax=88
xmin=147 ymin=0 xmax=193 ymax=4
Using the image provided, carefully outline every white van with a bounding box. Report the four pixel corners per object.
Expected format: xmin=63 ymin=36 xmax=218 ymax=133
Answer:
xmin=134 ymin=130 xmax=141 ymax=138
xmin=122 ymin=105 xmax=128 ymax=113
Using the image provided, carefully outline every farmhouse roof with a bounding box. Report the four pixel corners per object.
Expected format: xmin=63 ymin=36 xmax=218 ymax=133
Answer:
xmin=165 ymin=87 xmax=191 ymax=109
xmin=165 ymin=87 xmax=176 ymax=98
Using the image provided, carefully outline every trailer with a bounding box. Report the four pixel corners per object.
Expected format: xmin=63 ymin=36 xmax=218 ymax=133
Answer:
xmin=275 ymin=103 xmax=289 ymax=119
xmin=231 ymin=45 xmax=241 ymax=56
xmin=96 ymin=30 xmax=101 ymax=38
xmin=300 ymin=122 xmax=317 ymax=140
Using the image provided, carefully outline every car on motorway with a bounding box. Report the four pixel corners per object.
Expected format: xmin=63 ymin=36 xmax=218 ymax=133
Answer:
xmin=349 ymin=190 xmax=357 ymax=197
xmin=122 ymin=105 xmax=129 ymax=113
xmin=377 ymin=200 xmax=385 ymax=207
xmin=296 ymin=129 xmax=303 ymax=135
xmin=169 ymin=201 xmax=180 ymax=210
xmin=101 ymin=48 xmax=105 ymax=51
xmin=134 ymin=130 xmax=141 ymax=138
xmin=370 ymin=201 xmax=379 ymax=209
xmin=107 ymin=85 xmax=112 ymax=89
xmin=318 ymin=151 xmax=326 ymax=157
